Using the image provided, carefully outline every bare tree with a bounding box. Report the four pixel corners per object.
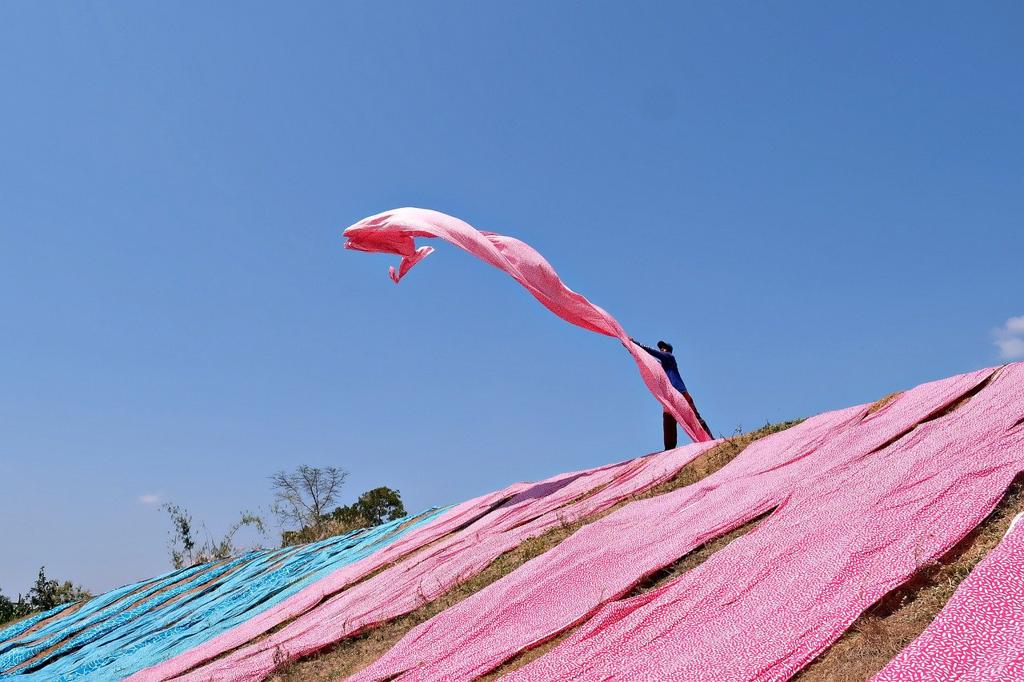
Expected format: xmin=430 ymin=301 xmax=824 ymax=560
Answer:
xmin=270 ymin=465 xmax=348 ymax=532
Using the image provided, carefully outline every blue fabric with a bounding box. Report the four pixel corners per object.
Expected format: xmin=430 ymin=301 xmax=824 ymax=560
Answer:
xmin=0 ymin=508 xmax=446 ymax=681
xmin=0 ymin=564 xmax=205 ymax=660
xmin=0 ymin=603 xmax=76 ymax=651
xmin=0 ymin=561 xmax=238 ymax=675
xmin=0 ymin=606 xmax=71 ymax=648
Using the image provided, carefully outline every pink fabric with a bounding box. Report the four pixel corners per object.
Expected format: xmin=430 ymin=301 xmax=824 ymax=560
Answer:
xmin=128 ymin=484 xmax=525 ymax=681
xmin=135 ymin=442 xmax=717 ymax=681
xmin=351 ymin=366 xmax=1020 ymax=681
xmin=873 ymin=516 xmax=1024 ymax=682
xmin=502 ymin=365 xmax=1024 ymax=681
xmin=343 ymin=207 xmax=712 ymax=443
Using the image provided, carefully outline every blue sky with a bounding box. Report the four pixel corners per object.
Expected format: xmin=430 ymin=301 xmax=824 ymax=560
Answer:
xmin=1 ymin=2 xmax=1021 ymax=594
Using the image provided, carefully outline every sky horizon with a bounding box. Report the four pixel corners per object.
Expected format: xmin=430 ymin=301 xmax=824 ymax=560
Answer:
xmin=2 ymin=2 xmax=1022 ymax=594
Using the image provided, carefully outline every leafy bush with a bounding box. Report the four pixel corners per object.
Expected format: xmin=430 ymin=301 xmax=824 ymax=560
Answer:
xmin=0 ymin=567 xmax=91 ymax=626
xmin=331 ymin=486 xmax=406 ymax=527
xmin=281 ymin=485 xmax=407 ymax=546
xmin=0 ymin=590 xmax=31 ymax=625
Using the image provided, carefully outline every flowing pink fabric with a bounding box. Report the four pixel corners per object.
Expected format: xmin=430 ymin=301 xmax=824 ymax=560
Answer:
xmin=873 ymin=517 xmax=1024 ymax=682
xmin=343 ymin=207 xmax=712 ymax=443
xmin=351 ymin=366 xmax=1024 ymax=681
xmin=134 ymin=442 xmax=718 ymax=681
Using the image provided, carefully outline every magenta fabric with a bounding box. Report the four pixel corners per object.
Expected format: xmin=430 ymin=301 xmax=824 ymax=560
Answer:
xmin=350 ymin=366 xmax=1021 ymax=681
xmin=133 ymin=442 xmax=717 ymax=681
xmin=873 ymin=516 xmax=1024 ymax=682
xmin=343 ymin=207 xmax=712 ymax=443
xmin=502 ymin=365 xmax=1024 ymax=681
xmin=126 ymin=484 xmax=525 ymax=681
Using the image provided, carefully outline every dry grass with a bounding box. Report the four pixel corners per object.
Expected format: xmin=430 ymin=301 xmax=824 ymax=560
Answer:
xmin=867 ymin=392 xmax=902 ymax=414
xmin=795 ymin=473 xmax=1024 ymax=681
xmin=271 ymin=421 xmax=800 ymax=681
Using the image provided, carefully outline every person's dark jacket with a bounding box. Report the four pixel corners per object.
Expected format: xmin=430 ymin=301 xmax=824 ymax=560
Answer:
xmin=634 ymin=341 xmax=688 ymax=394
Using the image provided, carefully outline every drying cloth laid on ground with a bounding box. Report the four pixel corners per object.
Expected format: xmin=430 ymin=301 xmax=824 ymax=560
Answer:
xmin=499 ymin=365 xmax=1024 ymax=682
xmin=0 ymin=563 xmax=215 ymax=674
xmin=0 ymin=508 xmax=446 ymax=680
xmin=11 ymin=366 xmax=1023 ymax=681
xmin=873 ymin=515 xmax=1024 ymax=682
xmin=343 ymin=207 xmax=712 ymax=443
xmin=351 ymin=366 xmax=1023 ymax=681
xmin=0 ymin=605 xmax=76 ymax=651
xmin=128 ymin=480 xmax=545 ymax=681
xmin=138 ymin=442 xmax=719 ymax=682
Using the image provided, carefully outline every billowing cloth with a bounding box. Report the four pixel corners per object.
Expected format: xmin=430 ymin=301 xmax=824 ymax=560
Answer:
xmin=0 ymin=508 xmax=447 ymax=680
xmin=873 ymin=516 xmax=1024 ymax=681
xmin=351 ymin=365 xmax=1024 ymax=681
xmin=137 ymin=442 xmax=719 ymax=681
xmin=343 ymin=207 xmax=712 ymax=443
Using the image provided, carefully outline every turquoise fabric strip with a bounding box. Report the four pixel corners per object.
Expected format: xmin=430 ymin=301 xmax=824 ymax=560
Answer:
xmin=0 ymin=564 xmax=206 ymax=659
xmin=0 ymin=507 xmax=446 ymax=681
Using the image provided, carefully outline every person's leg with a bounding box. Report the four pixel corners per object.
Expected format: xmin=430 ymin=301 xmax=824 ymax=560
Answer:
xmin=663 ymin=411 xmax=677 ymax=450
xmin=683 ymin=392 xmax=712 ymax=437
xmin=697 ymin=415 xmax=712 ymax=438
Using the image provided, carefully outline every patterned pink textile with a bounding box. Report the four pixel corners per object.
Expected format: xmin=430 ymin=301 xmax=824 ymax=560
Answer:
xmin=351 ymin=367 xmax=1015 ymax=681
xmin=873 ymin=515 xmax=1024 ymax=682
xmin=501 ymin=365 xmax=1024 ymax=681
xmin=343 ymin=207 xmax=712 ymax=443
xmin=135 ymin=443 xmax=717 ymax=681
xmin=127 ymin=484 xmax=525 ymax=681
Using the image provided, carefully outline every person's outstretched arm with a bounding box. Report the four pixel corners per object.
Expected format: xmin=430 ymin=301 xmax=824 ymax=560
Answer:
xmin=629 ymin=338 xmax=671 ymax=362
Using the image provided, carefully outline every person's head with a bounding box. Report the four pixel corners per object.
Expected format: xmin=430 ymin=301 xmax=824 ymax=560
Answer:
xmin=657 ymin=340 xmax=673 ymax=353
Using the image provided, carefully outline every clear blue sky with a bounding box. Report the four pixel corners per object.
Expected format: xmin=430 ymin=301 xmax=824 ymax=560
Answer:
xmin=1 ymin=2 xmax=1021 ymax=594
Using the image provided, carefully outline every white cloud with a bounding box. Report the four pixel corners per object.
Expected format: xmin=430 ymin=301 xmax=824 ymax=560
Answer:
xmin=994 ymin=316 xmax=1024 ymax=360
xmin=137 ymin=493 xmax=162 ymax=505
xmin=1007 ymin=316 xmax=1024 ymax=335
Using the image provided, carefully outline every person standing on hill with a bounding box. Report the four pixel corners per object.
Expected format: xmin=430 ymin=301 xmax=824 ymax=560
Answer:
xmin=630 ymin=338 xmax=712 ymax=449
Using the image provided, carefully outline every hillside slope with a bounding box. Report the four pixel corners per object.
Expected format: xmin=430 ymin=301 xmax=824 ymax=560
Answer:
xmin=1 ymin=363 xmax=1022 ymax=681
